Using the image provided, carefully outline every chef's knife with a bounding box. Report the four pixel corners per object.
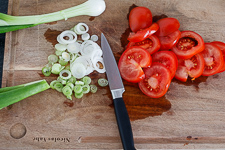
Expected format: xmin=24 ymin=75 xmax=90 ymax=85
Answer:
xmin=101 ymin=33 xmax=136 ymax=150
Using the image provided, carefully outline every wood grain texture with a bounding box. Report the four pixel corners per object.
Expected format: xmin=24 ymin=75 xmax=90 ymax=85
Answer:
xmin=1 ymin=0 xmax=225 ymax=149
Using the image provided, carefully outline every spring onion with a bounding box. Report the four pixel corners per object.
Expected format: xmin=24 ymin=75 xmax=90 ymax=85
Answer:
xmin=82 ymin=76 xmax=91 ymax=85
xmin=54 ymin=82 xmax=63 ymax=92
xmin=98 ymin=78 xmax=108 ymax=87
xmin=0 ymin=0 xmax=106 ymax=33
xmin=62 ymin=86 xmax=73 ymax=100
xmin=75 ymin=92 xmax=84 ymax=99
xmin=57 ymin=76 xmax=67 ymax=85
xmin=0 ymin=80 xmax=50 ymax=110
xmin=66 ymin=82 xmax=74 ymax=90
xmin=67 ymin=76 xmax=76 ymax=84
xmin=73 ymin=85 xmax=82 ymax=93
xmin=75 ymin=81 xmax=84 ymax=86
xmin=59 ymin=69 xmax=71 ymax=80
xmin=51 ymin=63 xmax=64 ymax=74
xmin=90 ymin=84 xmax=97 ymax=93
xmin=42 ymin=66 xmax=51 ymax=76
xmin=48 ymin=54 xmax=58 ymax=64
xmin=82 ymin=85 xmax=90 ymax=94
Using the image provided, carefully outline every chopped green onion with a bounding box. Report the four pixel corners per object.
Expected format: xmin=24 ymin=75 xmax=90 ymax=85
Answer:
xmin=66 ymin=82 xmax=74 ymax=90
xmin=50 ymin=80 xmax=59 ymax=89
xmin=65 ymin=65 xmax=70 ymax=70
xmin=54 ymin=82 xmax=63 ymax=92
xmin=73 ymin=85 xmax=82 ymax=93
xmin=75 ymin=92 xmax=83 ymax=99
xmin=90 ymin=84 xmax=97 ymax=93
xmin=62 ymin=86 xmax=73 ymax=98
xmin=82 ymin=76 xmax=91 ymax=85
xmin=75 ymin=81 xmax=84 ymax=86
xmin=0 ymin=80 xmax=50 ymax=110
xmin=0 ymin=0 xmax=106 ymax=33
xmin=59 ymin=70 xmax=71 ymax=80
xmin=57 ymin=76 xmax=67 ymax=85
xmin=48 ymin=54 xmax=58 ymax=63
xmin=55 ymin=50 xmax=63 ymax=56
xmin=67 ymin=76 xmax=76 ymax=84
xmin=42 ymin=66 xmax=51 ymax=76
xmin=59 ymin=58 xmax=69 ymax=66
xmin=98 ymin=78 xmax=108 ymax=87
xmin=82 ymin=85 xmax=90 ymax=94
xmin=51 ymin=63 xmax=64 ymax=74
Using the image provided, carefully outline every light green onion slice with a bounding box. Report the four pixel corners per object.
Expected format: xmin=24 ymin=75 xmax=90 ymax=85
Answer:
xmin=51 ymin=63 xmax=64 ymax=74
xmin=82 ymin=85 xmax=90 ymax=94
xmin=90 ymin=84 xmax=97 ymax=93
xmin=50 ymin=80 xmax=59 ymax=89
xmin=82 ymin=76 xmax=91 ymax=85
xmin=59 ymin=58 xmax=68 ymax=66
xmin=42 ymin=66 xmax=51 ymax=76
xmin=62 ymin=86 xmax=73 ymax=97
xmin=73 ymin=85 xmax=82 ymax=93
xmin=54 ymin=82 xmax=63 ymax=92
xmin=55 ymin=50 xmax=63 ymax=56
xmin=75 ymin=92 xmax=83 ymax=99
xmin=67 ymin=76 xmax=76 ymax=84
xmin=48 ymin=54 xmax=58 ymax=63
xmin=98 ymin=78 xmax=108 ymax=87
xmin=59 ymin=69 xmax=72 ymax=80
xmin=55 ymin=43 xmax=67 ymax=51
xmin=75 ymin=81 xmax=84 ymax=86
xmin=57 ymin=76 xmax=67 ymax=85
xmin=66 ymin=82 xmax=74 ymax=90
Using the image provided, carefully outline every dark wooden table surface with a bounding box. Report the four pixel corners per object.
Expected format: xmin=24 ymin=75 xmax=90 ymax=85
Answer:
xmin=0 ymin=0 xmax=8 ymax=88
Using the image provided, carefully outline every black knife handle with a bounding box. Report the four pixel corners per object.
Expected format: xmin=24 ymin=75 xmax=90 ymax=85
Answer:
xmin=113 ymin=97 xmax=136 ymax=150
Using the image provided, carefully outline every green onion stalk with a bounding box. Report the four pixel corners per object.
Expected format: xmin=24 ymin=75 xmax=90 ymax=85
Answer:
xmin=0 ymin=0 xmax=106 ymax=33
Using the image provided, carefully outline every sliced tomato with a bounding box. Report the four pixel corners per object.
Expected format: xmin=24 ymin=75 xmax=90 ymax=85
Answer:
xmin=127 ymin=35 xmax=160 ymax=54
xmin=152 ymin=51 xmax=178 ymax=79
xmin=201 ymin=43 xmax=224 ymax=76
xmin=118 ymin=46 xmax=152 ymax=83
xmin=155 ymin=17 xmax=180 ymax=36
xmin=129 ymin=6 xmax=152 ymax=33
xmin=158 ymin=30 xmax=181 ymax=50
xmin=174 ymin=53 xmax=205 ymax=82
xmin=138 ymin=62 xmax=171 ymax=98
xmin=127 ymin=23 xmax=159 ymax=42
xmin=211 ymin=41 xmax=225 ymax=72
xmin=171 ymin=31 xmax=205 ymax=59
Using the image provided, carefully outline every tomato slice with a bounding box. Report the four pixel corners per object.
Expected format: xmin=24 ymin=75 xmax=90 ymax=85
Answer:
xmin=155 ymin=18 xmax=180 ymax=36
xmin=127 ymin=23 xmax=159 ymax=42
xmin=118 ymin=46 xmax=152 ymax=83
xmin=211 ymin=41 xmax=225 ymax=72
xmin=158 ymin=30 xmax=181 ymax=50
xmin=126 ymin=35 xmax=160 ymax=54
xmin=138 ymin=62 xmax=171 ymax=98
xmin=129 ymin=6 xmax=152 ymax=33
xmin=201 ymin=43 xmax=224 ymax=76
xmin=171 ymin=31 xmax=205 ymax=59
xmin=152 ymin=51 xmax=178 ymax=79
xmin=174 ymin=53 xmax=205 ymax=82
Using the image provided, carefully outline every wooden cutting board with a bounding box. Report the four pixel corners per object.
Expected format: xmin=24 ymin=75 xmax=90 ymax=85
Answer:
xmin=1 ymin=0 xmax=225 ymax=149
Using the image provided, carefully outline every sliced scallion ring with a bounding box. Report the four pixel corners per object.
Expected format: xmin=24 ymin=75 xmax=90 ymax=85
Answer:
xmin=55 ymin=43 xmax=67 ymax=51
xmin=59 ymin=58 xmax=69 ymax=66
xmin=75 ymin=81 xmax=84 ymax=86
xmin=48 ymin=54 xmax=58 ymax=63
xmin=66 ymin=82 xmax=74 ymax=90
xmin=82 ymin=85 xmax=90 ymax=94
xmin=54 ymin=82 xmax=63 ymax=92
xmin=59 ymin=69 xmax=72 ymax=80
xmin=75 ymin=92 xmax=84 ymax=99
xmin=51 ymin=63 xmax=64 ymax=74
xmin=90 ymin=84 xmax=97 ymax=93
xmin=55 ymin=50 xmax=63 ymax=56
xmin=98 ymin=78 xmax=108 ymax=87
xmin=91 ymin=35 xmax=98 ymax=42
xmin=42 ymin=66 xmax=51 ymax=76
xmin=62 ymin=86 xmax=73 ymax=97
xmin=67 ymin=76 xmax=76 ymax=84
xmin=81 ymin=33 xmax=90 ymax=41
xmin=61 ymin=52 xmax=70 ymax=62
xmin=50 ymin=80 xmax=59 ymax=89
xmin=74 ymin=23 xmax=89 ymax=35
xmin=67 ymin=42 xmax=80 ymax=54
xmin=82 ymin=76 xmax=91 ymax=85
xmin=59 ymin=30 xmax=77 ymax=44
xmin=73 ymin=85 xmax=82 ymax=93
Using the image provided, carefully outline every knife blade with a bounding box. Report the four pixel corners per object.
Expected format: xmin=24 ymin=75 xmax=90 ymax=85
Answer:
xmin=101 ymin=33 xmax=136 ymax=150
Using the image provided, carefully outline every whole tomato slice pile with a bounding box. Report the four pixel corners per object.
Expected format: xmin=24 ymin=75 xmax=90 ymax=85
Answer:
xmin=118 ymin=6 xmax=225 ymax=98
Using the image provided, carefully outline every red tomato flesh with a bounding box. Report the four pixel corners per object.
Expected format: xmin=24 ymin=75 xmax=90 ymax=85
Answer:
xmin=127 ymin=35 xmax=160 ymax=54
xmin=158 ymin=30 xmax=181 ymax=50
xmin=201 ymin=43 xmax=224 ymax=76
xmin=171 ymin=31 xmax=205 ymax=59
xmin=152 ymin=51 xmax=178 ymax=79
xmin=138 ymin=62 xmax=171 ymax=98
xmin=211 ymin=41 xmax=225 ymax=72
xmin=155 ymin=17 xmax=180 ymax=36
xmin=127 ymin=23 xmax=159 ymax=42
xmin=129 ymin=6 xmax=152 ymax=33
xmin=175 ymin=53 xmax=205 ymax=82
xmin=118 ymin=46 xmax=152 ymax=83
